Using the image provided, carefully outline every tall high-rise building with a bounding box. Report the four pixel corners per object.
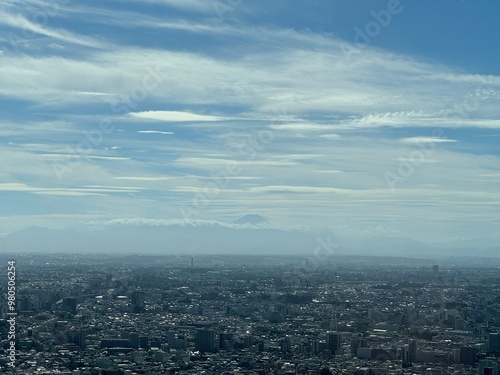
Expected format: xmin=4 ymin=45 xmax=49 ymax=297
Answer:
xmin=479 ymin=358 xmax=500 ymax=375
xmin=175 ymin=334 xmax=188 ymax=350
xmin=195 ymin=329 xmax=216 ymax=353
xmin=351 ymin=335 xmax=366 ymax=356
xmin=67 ymin=328 xmax=86 ymax=349
xmin=311 ymin=339 xmax=320 ymax=354
xmin=409 ymin=339 xmax=417 ymax=363
xmin=139 ymin=336 xmax=149 ymax=349
xmin=219 ymin=333 xmax=234 ymax=350
xmin=18 ymin=297 xmax=32 ymax=312
xmin=489 ymin=333 xmax=500 ymax=352
xmin=243 ymin=335 xmax=253 ymax=349
xmin=129 ymin=333 xmax=139 ymax=349
xmin=61 ymin=297 xmax=77 ymax=314
xmin=281 ymin=336 xmax=292 ymax=353
xmin=167 ymin=331 xmax=176 ymax=348
xmin=459 ymin=346 xmax=478 ymax=365
xmin=78 ymin=329 xmax=86 ymax=349
xmin=328 ymin=332 xmax=341 ymax=354
xmin=131 ymin=290 xmax=145 ymax=306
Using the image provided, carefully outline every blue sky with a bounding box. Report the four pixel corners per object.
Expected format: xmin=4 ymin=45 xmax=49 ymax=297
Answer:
xmin=1 ymin=0 xmax=500 ymax=247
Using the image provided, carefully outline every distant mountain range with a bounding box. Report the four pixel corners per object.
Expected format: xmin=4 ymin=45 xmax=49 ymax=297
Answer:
xmin=0 ymin=215 xmax=498 ymax=258
xmin=0 ymin=219 xmax=313 ymax=255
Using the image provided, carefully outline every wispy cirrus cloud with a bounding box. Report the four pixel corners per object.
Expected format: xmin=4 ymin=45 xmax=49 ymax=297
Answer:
xmin=129 ymin=111 xmax=225 ymax=122
xmin=0 ymin=182 xmax=144 ymax=196
xmin=400 ymin=137 xmax=458 ymax=144
xmin=336 ymin=111 xmax=500 ymax=130
xmin=0 ymin=11 xmax=106 ymax=48
xmin=137 ymin=130 xmax=174 ymax=135
xmin=115 ymin=0 xmax=218 ymax=14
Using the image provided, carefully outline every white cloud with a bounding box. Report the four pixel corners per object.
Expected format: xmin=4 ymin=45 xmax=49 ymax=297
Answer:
xmin=269 ymin=123 xmax=329 ymax=131
xmin=339 ymin=112 xmax=500 ymax=130
xmin=41 ymin=154 xmax=130 ymax=161
xmin=70 ymin=91 xmax=112 ymax=97
xmin=114 ymin=176 xmax=175 ymax=181
xmin=0 ymin=183 xmax=144 ymax=195
xmin=1 ymin=34 xmax=500 ymax=128
xmin=249 ymin=185 xmax=358 ymax=194
xmin=128 ymin=0 xmax=217 ymax=14
xmin=0 ymin=11 xmax=105 ymax=48
xmin=84 ymin=217 xmax=269 ymax=230
xmin=129 ymin=111 xmax=225 ymax=122
xmin=34 ymin=191 xmax=107 ymax=197
xmin=137 ymin=130 xmax=174 ymax=135
xmin=173 ymin=157 xmax=297 ymax=168
xmin=400 ymin=137 xmax=458 ymax=144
